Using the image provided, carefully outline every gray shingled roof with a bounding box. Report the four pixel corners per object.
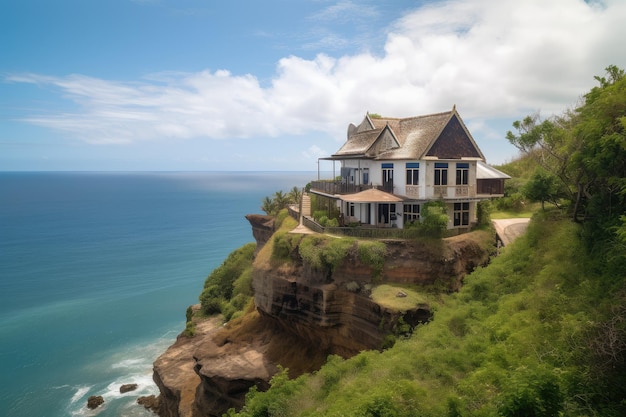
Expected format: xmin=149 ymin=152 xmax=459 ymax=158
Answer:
xmin=476 ymin=161 xmax=511 ymax=179
xmin=332 ymin=110 xmax=453 ymax=160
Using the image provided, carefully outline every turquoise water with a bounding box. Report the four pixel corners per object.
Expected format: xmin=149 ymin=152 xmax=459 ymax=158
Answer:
xmin=0 ymin=171 xmax=314 ymax=417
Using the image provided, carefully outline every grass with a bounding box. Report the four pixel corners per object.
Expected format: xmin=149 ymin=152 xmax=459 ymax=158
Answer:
xmin=370 ymin=285 xmax=429 ymax=311
xmin=490 ymin=204 xmax=539 ymax=219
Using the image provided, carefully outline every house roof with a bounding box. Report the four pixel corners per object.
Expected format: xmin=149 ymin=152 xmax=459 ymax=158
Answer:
xmin=476 ymin=161 xmax=511 ymax=180
xmin=338 ymin=188 xmax=405 ymax=203
xmin=331 ymin=107 xmax=485 ymax=161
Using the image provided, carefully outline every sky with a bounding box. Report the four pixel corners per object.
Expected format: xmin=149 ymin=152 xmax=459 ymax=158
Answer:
xmin=1 ymin=0 xmax=626 ymax=171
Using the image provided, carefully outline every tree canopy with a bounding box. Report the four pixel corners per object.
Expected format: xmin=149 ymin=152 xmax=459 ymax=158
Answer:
xmin=507 ymin=65 xmax=626 ymax=254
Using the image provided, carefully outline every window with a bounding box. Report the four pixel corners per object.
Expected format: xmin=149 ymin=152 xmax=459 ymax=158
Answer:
xmin=453 ymin=202 xmax=470 ymax=226
xmin=405 ymin=162 xmax=419 ymax=185
xmin=346 ymin=202 xmax=355 ymax=217
xmin=403 ymin=204 xmax=420 ymax=224
xmin=456 ymin=163 xmax=469 ymax=185
xmin=382 ymin=163 xmax=394 ymax=192
xmin=362 ymin=168 xmax=369 ymax=185
xmin=434 ymin=163 xmax=448 ymax=186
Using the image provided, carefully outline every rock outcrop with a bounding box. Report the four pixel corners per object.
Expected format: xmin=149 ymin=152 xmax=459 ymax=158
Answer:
xmin=151 ymin=215 xmax=494 ymax=417
xmin=87 ymin=395 xmax=104 ymax=410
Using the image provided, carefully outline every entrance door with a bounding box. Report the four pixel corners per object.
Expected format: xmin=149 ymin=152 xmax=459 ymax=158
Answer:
xmin=378 ymin=204 xmax=389 ymax=226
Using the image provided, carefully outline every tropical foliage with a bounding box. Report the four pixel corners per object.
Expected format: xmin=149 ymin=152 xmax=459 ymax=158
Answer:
xmin=261 ymin=186 xmax=303 ymax=216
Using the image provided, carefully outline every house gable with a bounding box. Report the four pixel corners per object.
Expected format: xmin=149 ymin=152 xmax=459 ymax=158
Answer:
xmin=366 ymin=126 xmax=400 ymax=156
xmin=356 ymin=114 xmax=375 ymax=133
xmin=424 ymin=113 xmax=484 ymax=160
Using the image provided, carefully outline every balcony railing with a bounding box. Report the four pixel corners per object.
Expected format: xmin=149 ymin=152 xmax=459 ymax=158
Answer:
xmin=430 ymin=185 xmax=475 ymax=199
xmin=309 ymin=180 xmax=373 ymax=195
xmin=311 ymin=181 xmax=481 ymax=200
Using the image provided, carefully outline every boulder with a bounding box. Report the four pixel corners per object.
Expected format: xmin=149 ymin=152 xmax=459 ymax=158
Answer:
xmin=87 ymin=395 xmax=104 ymax=409
xmin=120 ymin=383 xmax=138 ymax=393
xmin=137 ymin=395 xmax=160 ymax=412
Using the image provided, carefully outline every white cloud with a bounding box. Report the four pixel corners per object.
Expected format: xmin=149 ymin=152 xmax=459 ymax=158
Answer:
xmin=7 ymin=0 xmax=626 ymax=149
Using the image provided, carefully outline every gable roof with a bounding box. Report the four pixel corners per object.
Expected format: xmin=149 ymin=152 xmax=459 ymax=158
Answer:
xmin=332 ymin=107 xmax=485 ymax=161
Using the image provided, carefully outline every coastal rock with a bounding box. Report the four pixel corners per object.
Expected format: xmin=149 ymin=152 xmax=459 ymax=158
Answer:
xmin=137 ymin=395 xmax=160 ymax=412
xmin=245 ymin=214 xmax=275 ymax=255
xmin=152 ymin=313 xmax=223 ymax=417
xmin=87 ymin=395 xmax=104 ymax=409
xmin=120 ymin=383 xmax=138 ymax=393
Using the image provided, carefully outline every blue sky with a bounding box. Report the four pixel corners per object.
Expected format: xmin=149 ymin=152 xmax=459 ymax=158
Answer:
xmin=2 ymin=0 xmax=626 ymax=171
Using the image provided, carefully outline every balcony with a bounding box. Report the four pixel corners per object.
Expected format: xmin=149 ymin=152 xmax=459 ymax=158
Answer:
xmin=429 ymin=185 xmax=475 ymax=199
xmin=309 ymin=180 xmax=373 ymax=195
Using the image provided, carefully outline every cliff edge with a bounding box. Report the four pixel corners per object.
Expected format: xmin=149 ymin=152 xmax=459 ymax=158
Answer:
xmin=150 ymin=215 xmax=494 ymax=417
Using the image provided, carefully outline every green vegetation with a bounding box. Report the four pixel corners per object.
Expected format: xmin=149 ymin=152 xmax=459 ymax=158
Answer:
xmin=370 ymin=285 xmax=428 ymax=311
xmin=357 ymin=240 xmax=386 ymax=279
xmin=298 ymin=235 xmax=355 ymax=273
xmin=261 ymin=187 xmax=303 ymax=216
xmin=227 ymin=67 xmax=626 ymax=416
xmin=199 ymin=242 xmax=256 ymax=322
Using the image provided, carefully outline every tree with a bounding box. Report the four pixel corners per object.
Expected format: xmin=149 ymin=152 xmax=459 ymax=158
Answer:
xmin=523 ymin=169 xmax=561 ymax=210
xmin=287 ymin=186 xmax=302 ymax=205
xmin=261 ymin=196 xmax=276 ymax=215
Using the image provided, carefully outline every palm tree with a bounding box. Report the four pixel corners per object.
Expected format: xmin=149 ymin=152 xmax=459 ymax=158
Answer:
xmin=273 ymin=190 xmax=289 ymax=211
xmin=287 ymin=186 xmax=302 ymax=205
xmin=261 ymin=196 xmax=276 ymax=215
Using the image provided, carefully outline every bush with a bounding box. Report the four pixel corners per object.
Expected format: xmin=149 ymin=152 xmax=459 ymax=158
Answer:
xmin=499 ymin=367 xmax=563 ymax=417
xmin=183 ymin=321 xmax=196 ymax=337
xmin=421 ymin=201 xmax=449 ymax=237
xmin=358 ymin=240 xmax=387 ymax=279
xmin=199 ymin=243 xmax=255 ymax=317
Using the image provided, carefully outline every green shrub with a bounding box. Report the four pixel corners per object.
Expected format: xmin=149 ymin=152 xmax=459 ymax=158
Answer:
xmin=358 ymin=240 xmax=387 ymax=279
xmin=299 ymin=235 xmax=326 ymax=270
xmin=421 ymin=201 xmax=449 ymax=237
xmin=183 ymin=321 xmax=196 ymax=337
xmin=476 ymin=200 xmax=492 ymax=228
xmin=322 ymin=238 xmax=355 ymax=272
xmin=199 ymin=243 xmax=255 ymax=317
xmin=201 ymin=297 xmax=223 ymax=315
xmin=498 ymin=367 xmax=563 ymax=417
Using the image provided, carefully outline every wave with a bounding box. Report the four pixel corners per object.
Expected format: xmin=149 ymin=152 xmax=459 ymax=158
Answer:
xmin=70 ymin=385 xmax=92 ymax=404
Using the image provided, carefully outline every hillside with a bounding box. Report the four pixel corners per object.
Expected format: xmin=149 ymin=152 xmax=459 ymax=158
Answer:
xmin=227 ymin=66 xmax=626 ymax=417
xmin=230 ymin=210 xmax=625 ymax=416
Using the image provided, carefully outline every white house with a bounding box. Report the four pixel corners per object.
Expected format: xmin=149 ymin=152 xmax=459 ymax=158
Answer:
xmin=310 ymin=107 xmax=510 ymax=230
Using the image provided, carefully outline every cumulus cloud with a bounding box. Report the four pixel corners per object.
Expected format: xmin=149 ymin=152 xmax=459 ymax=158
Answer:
xmin=7 ymin=0 xmax=626 ymax=146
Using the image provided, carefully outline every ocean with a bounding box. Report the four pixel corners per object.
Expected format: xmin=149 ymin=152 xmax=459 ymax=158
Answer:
xmin=0 ymin=171 xmax=315 ymax=417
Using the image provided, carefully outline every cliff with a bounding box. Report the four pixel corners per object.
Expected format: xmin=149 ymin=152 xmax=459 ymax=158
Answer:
xmin=150 ymin=215 xmax=494 ymax=417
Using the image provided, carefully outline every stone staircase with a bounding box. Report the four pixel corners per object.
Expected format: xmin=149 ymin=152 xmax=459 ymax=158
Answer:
xmin=300 ymin=193 xmax=311 ymax=219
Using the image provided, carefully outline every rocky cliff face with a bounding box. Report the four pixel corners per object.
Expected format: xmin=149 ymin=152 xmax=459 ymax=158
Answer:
xmin=151 ymin=216 xmax=493 ymax=417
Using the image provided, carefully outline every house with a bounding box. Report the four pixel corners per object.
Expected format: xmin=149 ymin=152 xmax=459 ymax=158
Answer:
xmin=309 ymin=106 xmax=510 ymax=231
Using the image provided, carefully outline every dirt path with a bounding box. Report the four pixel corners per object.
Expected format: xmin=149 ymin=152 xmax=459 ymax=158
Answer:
xmin=492 ymin=218 xmax=531 ymax=246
